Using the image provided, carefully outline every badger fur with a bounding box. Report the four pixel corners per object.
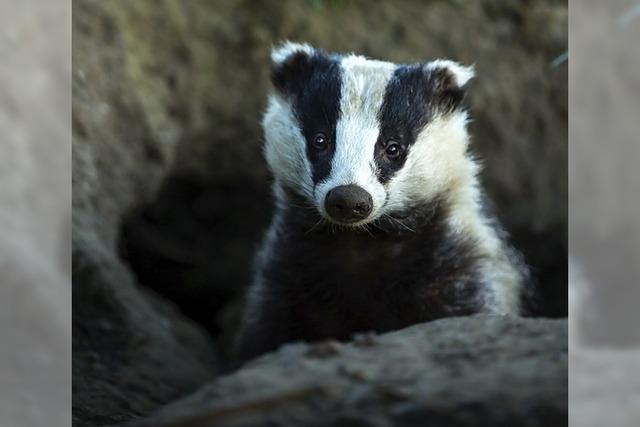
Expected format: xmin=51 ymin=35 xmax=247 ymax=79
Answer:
xmin=235 ymin=42 xmax=529 ymax=362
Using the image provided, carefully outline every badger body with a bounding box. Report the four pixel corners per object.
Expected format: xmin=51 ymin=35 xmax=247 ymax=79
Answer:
xmin=235 ymin=43 xmax=528 ymax=362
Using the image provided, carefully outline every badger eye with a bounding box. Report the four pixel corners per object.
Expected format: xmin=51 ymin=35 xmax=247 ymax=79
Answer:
xmin=312 ymin=133 xmax=328 ymax=151
xmin=385 ymin=141 xmax=402 ymax=159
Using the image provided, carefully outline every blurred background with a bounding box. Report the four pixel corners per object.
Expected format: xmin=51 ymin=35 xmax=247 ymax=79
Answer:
xmin=1 ymin=0 xmax=70 ymax=426
xmin=569 ymin=1 xmax=640 ymax=426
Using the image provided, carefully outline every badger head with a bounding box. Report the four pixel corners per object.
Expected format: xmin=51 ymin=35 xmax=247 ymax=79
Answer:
xmin=263 ymin=42 xmax=476 ymax=228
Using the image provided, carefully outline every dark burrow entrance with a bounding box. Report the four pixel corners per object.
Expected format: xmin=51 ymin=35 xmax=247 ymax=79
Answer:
xmin=117 ymin=173 xmax=272 ymax=363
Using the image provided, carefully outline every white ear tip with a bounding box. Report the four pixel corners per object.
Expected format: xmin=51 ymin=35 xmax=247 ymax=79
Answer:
xmin=271 ymin=41 xmax=316 ymax=64
xmin=426 ymin=60 xmax=475 ymax=87
xmin=450 ymin=63 xmax=475 ymax=86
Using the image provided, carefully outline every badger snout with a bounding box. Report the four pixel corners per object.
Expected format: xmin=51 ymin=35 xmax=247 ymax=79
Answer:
xmin=325 ymin=184 xmax=373 ymax=223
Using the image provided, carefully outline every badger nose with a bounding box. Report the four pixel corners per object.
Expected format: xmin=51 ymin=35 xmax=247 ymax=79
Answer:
xmin=325 ymin=185 xmax=373 ymax=223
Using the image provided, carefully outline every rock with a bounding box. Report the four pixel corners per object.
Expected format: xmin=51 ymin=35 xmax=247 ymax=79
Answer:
xmin=130 ymin=316 xmax=567 ymax=427
xmin=73 ymin=1 xmax=219 ymax=426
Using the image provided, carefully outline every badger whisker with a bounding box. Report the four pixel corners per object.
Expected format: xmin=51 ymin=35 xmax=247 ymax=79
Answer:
xmin=383 ymin=214 xmax=416 ymax=233
xmin=304 ymin=217 xmax=325 ymax=235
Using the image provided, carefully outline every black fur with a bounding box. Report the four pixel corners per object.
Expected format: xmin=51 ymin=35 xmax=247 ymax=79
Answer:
xmin=375 ymin=64 xmax=469 ymax=183
xmin=235 ymin=194 xmax=487 ymax=363
xmin=271 ymin=50 xmax=343 ymax=184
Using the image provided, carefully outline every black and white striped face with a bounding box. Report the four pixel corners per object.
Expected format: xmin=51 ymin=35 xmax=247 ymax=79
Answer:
xmin=263 ymin=42 xmax=475 ymax=226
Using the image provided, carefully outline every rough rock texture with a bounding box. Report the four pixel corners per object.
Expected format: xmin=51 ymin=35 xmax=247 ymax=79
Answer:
xmin=73 ymin=2 xmax=219 ymax=426
xmin=129 ymin=316 xmax=567 ymax=427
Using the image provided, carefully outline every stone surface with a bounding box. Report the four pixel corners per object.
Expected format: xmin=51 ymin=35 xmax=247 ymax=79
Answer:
xmin=73 ymin=1 xmax=219 ymax=426
xmin=130 ymin=316 xmax=567 ymax=427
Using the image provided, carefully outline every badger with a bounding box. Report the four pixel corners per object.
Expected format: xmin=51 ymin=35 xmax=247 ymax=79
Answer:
xmin=235 ymin=42 xmax=529 ymax=362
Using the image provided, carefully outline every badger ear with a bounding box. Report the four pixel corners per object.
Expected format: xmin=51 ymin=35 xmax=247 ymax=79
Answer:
xmin=271 ymin=41 xmax=316 ymax=65
xmin=424 ymin=60 xmax=475 ymax=111
xmin=270 ymin=41 xmax=317 ymax=95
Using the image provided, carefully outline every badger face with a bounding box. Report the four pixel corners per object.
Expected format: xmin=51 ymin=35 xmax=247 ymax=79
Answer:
xmin=263 ymin=42 xmax=475 ymax=227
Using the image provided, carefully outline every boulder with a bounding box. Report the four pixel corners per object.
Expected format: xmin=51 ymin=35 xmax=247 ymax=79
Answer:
xmin=130 ymin=316 xmax=568 ymax=427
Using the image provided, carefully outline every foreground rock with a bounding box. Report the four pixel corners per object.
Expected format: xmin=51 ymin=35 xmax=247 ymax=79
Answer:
xmin=130 ymin=316 xmax=567 ymax=427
